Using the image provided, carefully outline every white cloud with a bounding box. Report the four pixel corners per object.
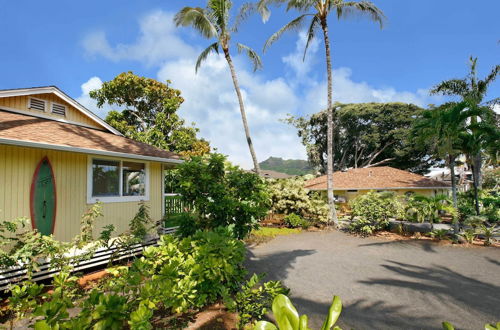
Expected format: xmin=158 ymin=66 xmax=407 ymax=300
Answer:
xmin=76 ymin=76 xmax=110 ymax=118
xmin=81 ymin=10 xmax=440 ymax=169
xmin=82 ymin=10 xmax=195 ymax=65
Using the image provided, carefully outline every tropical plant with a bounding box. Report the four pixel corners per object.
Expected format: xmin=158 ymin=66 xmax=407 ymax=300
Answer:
xmin=413 ymin=103 xmax=466 ymax=233
xmin=90 ymin=72 xmax=210 ymax=158
xmin=284 ymin=213 xmax=310 ymax=229
xmin=348 ymin=191 xmax=404 ymax=235
xmin=254 ymin=294 xmax=342 ymax=330
xmin=478 ymin=224 xmax=497 ymax=246
xmin=460 ymin=228 xmax=477 ymax=244
xmin=128 ymin=202 xmax=154 ymax=241
xmin=257 ymin=0 xmax=386 ymax=228
xmin=267 ymin=176 xmax=329 ymax=223
xmin=175 ymin=0 xmax=262 ymax=173
xmin=175 ymin=153 xmax=269 ymax=239
xmin=431 ymin=57 xmax=500 ymax=190
xmin=430 ymin=229 xmax=450 ymax=241
xmin=405 ymin=194 xmax=455 ymax=224
xmin=223 ymin=273 xmax=289 ymax=329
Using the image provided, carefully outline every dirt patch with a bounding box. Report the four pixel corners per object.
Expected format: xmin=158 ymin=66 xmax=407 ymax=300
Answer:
xmin=373 ymin=230 xmax=500 ymax=248
xmin=185 ymin=303 xmax=237 ymax=330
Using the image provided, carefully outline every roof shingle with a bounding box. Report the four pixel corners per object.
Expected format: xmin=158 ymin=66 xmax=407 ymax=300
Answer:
xmin=0 ymin=110 xmax=180 ymax=161
xmin=305 ymin=167 xmax=450 ymax=190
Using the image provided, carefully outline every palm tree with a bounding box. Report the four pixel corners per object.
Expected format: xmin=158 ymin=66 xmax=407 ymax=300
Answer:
xmin=175 ymin=0 xmax=263 ymax=174
xmin=431 ymin=57 xmax=500 ymax=189
xmin=409 ymin=194 xmax=455 ymax=224
xmin=257 ymin=0 xmax=385 ymax=227
xmin=413 ymin=102 xmax=466 ymax=234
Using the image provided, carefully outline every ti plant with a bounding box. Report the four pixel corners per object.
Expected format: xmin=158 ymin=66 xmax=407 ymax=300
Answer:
xmin=478 ymin=224 xmax=497 ymax=246
xmin=254 ymin=294 xmax=342 ymax=330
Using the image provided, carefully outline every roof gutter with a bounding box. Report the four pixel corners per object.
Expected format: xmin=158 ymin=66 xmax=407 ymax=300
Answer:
xmin=0 ymin=137 xmax=183 ymax=164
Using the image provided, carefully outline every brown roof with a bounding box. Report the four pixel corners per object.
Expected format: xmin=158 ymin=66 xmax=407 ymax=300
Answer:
xmin=259 ymin=170 xmax=294 ymax=179
xmin=0 ymin=110 xmax=180 ymax=162
xmin=304 ymin=167 xmax=450 ymax=190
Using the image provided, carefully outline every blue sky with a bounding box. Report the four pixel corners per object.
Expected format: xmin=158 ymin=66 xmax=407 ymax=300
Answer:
xmin=1 ymin=0 xmax=499 ymax=167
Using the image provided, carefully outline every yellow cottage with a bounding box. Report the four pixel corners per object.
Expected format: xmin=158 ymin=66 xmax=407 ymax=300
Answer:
xmin=0 ymin=86 xmax=182 ymax=242
xmin=305 ymin=166 xmax=451 ymax=204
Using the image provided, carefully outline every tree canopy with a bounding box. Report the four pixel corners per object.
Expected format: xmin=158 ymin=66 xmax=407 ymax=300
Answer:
xmin=90 ymin=72 xmax=210 ymax=158
xmin=287 ymin=102 xmax=437 ymax=173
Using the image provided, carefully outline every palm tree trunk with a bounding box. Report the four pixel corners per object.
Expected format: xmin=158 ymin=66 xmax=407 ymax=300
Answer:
xmin=471 ymin=160 xmax=480 ymax=215
xmin=223 ymin=48 xmax=261 ymax=175
xmin=473 ymin=153 xmax=482 ymax=189
xmin=449 ymin=156 xmax=458 ymax=235
xmin=320 ymin=18 xmax=338 ymax=227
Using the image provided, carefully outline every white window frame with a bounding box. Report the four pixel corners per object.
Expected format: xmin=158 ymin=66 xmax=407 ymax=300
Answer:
xmin=50 ymin=101 xmax=67 ymax=116
xmin=27 ymin=97 xmax=47 ymax=112
xmin=87 ymin=156 xmax=150 ymax=204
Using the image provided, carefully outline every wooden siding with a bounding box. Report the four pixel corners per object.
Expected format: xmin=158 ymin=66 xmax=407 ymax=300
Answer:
xmin=0 ymin=94 xmax=104 ymax=130
xmin=0 ymin=144 xmax=163 ymax=242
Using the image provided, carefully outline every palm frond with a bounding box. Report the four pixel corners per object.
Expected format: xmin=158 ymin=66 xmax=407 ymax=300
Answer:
xmin=303 ymin=15 xmax=320 ymax=61
xmin=237 ymin=43 xmax=263 ymax=71
xmin=263 ymin=14 xmax=312 ymax=52
xmin=478 ymin=64 xmax=500 ymax=95
xmin=174 ymin=7 xmax=218 ymax=39
xmin=430 ymin=79 xmax=468 ymax=96
xmin=336 ymin=1 xmax=386 ymax=28
xmin=233 ymin=2 xmax=257 ymax=32
xmin=257 ymin=0 xmax=288 ymax=22
xmin=208 ymin=0 xmax=230 ymax=32
xmin=286 ymin=0 xmax=317 ymax=12
xmin=196 ymin=42 xmax=220 ymax=73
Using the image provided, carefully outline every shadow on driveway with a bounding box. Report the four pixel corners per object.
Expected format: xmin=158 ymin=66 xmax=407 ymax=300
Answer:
xmin=360 ymin=260 xmax=500 ymax=321
xmin=359 ymin=239 xmax=438 ymax=253
xmin=245 ymin=249 xmax=316 ymax=281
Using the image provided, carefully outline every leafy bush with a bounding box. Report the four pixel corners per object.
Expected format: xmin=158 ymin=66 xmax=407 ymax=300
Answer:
xmin=223 ymin=273 xmax=289 ymax=329
xmin=284 ymin=213 xmax=309 ymax=229
xmin=458 ymin=189 xmax=499 ymax=224
xmin=254 ymin=294 xmax=343 ymax=330
xmin=430 ymin=229 xmax=450 ymax=241
xmin=176 ymin=153 xmax=269 ymax=239
xmin=9 ymin=229 xmax=246 ymax=328
xmin=348 ymin=191 xmax=404 ymax=235
xmin=404 ymin=194 xmax=455 ymax=223
xmin=267 ymin=176 xmax=329 ymax=223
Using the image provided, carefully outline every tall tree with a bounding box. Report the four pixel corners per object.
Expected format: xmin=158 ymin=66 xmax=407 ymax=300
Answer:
xmin=90 ymin=72 xmax=210 ymax=158
xmin=413 ymin=102 xmax=467 ymax=234
xmin=175 ymin=0 xmax=263 ymax=174
xmin=287 ymin=102 xmax=436 ymax=173
xmin=257 ymin=0 xmax=385 ymax=227
xmin=431 ymin=57 xmax=500 ymax=189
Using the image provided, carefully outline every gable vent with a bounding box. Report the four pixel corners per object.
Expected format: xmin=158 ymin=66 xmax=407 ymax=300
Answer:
xmin=51 ymin=103 xmax=66 ymax=116
xmin=28 ymin=98 xmax=46 ymax=111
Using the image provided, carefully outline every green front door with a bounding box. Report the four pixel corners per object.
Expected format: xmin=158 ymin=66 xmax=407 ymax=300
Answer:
xmin=31 ymin=157 xmax=56 ymax=235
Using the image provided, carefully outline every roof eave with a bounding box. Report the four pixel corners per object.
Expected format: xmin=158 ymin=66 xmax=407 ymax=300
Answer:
xmin=0 ymin=137 xmax=183 ymax=164
xmin=0 ymin=87 xmax=123 ymax=136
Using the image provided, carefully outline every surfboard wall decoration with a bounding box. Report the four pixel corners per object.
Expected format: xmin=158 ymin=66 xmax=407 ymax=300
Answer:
xmin=30 ymin=157 xmax=56 ymax=235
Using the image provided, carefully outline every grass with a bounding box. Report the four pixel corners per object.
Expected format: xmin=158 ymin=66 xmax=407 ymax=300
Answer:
xmin=245 ymin=227 xmax=302 ymax=245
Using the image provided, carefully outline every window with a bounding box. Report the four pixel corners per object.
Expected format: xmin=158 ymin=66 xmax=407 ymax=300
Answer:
xmin=122 ymin=162 xmax=145 ymax=196
xmin=347 ymin=190 xmax=358 ymax=193
xmin=88 ymin=157 xmax=148 ymax=203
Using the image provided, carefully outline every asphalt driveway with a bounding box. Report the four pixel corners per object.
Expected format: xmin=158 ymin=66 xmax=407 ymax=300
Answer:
xmin=245 ymin=231 xmax=500 ymax=330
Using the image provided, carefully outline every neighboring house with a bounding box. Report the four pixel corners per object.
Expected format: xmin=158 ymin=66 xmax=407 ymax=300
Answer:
xmin=304 ymin=166 xmax=451 ymax=203
xmin=425 ymin=165 xmax=472 ymax=192
xmin=0 ymin=86 xmax=182 ymax=242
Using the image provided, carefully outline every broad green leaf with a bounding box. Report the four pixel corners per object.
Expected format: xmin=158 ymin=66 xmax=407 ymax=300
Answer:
xmin=254 ymin=321 xmax=278 ymax=330
xmin=298 ymin=314 xmax=309 ymax=330
xmin=442 ymin=321 xmax=455 ymax=330
xmin=321 ymin=296 xmax=342 ymax=330
xmin=272 ymin=294 xmax=299 ymax=330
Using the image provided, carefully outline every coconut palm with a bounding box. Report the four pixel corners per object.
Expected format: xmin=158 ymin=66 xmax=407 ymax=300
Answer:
xmin=175 ymin=0 xmax=262 ymax=174
xmin=431 ymin=57 xmax=500 ymax=189
xmin=256 ymin=0 xmax=385 ymax=227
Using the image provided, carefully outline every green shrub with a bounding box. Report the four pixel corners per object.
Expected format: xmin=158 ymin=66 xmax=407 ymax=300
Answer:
xmin=458 ymin=189 xmax=499 ymax=224
xmin=404 ymin=194 xmax=455 ymax=223
xmin=223 ymin=273 xmax=289 ymax=329
xmin=268 ymin=177 xmax=329 ymax=223
xmin=348 ymin=191 xmax=404 ymax=235
xmin=284 ymin=213 xmax=309 ymax=229
xmin=176 ymin=153 xmax=270 ymax=239
xmin=430 ymin=229 xmax=450 ymax=241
